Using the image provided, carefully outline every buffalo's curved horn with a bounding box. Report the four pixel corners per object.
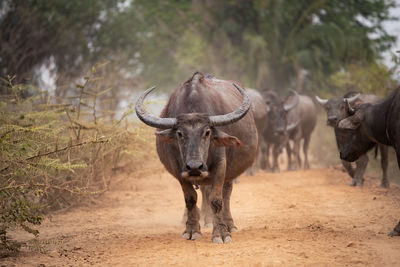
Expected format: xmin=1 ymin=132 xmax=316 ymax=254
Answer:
xmin=135 ymin=86 xmax=177 ymax=129
xmin=344 ymin=99 xmax=355 ymax=115
xmin=284 ymin=90 xmax=299 ymax=111
xmin=315 ymin=95 xmax=328 ymax=105
xmin=286 ymin=120 xmax=300 ymax=131
xmin=343 ymin=93 xmax=361 ymax=104
xmin=209 ymin=83 xmax=251 ymax=127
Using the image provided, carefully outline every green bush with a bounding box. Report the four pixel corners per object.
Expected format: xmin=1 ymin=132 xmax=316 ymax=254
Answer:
xmin=0 ymin=68 xmax=154 ymax=256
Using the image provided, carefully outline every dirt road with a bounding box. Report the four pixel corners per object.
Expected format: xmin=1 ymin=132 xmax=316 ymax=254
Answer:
xmin=3 ymin=166 xmax=400 ymax=266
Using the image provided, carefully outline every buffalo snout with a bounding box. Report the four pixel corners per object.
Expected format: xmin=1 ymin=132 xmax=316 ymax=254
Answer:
xmin=327 ymin=116 xmax=338 ymax=126
xmin=185 ymin=161 xmax=207 ymax=176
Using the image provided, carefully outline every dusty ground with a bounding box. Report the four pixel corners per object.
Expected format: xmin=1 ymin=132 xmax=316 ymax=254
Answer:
xmin=2 ymin=166 xmax=400 ymax=267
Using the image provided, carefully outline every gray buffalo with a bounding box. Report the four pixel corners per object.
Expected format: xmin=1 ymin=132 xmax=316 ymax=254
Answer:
xmin=259 ymin=90 xmax=298 ymax=172
xmin=135 ymin=72 xmax=258 ymax=243
xmin=246 ymin=88 xmax=269 ymax=175
xmin=315 ymin=93 xmax=389 ymax=187
xmin=285 ymin=94 xmax=317 ymax=170
xmin=337 ymin=87 xmax=400 ymax=236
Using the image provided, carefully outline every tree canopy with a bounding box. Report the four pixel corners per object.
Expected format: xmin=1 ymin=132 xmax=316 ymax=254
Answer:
xmin=0 ymin=0 xmax=397 ymax=95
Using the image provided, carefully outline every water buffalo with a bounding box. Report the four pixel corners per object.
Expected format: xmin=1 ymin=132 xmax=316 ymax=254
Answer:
xmin=258 ymin=90 xmax=298 ymax=172
xmin=315 ymin=93 xmax=389 ymax=187
xmin=246 ymin=88 xmax=269 ymax=175
xmin=135 ymin=72 xmax=258 ymax=243
xmin=285 ymin=94 xmax=317 ymax=170
xmin=337 ymin=87 xmax=400 ymax=236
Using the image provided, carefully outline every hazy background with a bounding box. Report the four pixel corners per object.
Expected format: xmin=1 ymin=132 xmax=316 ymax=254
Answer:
xmin=1 ymin=0 xmax=400 ymax=179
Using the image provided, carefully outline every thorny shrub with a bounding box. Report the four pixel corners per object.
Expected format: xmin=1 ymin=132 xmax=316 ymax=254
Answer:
xmin=0 ymin=66 xmax=156 ymax=256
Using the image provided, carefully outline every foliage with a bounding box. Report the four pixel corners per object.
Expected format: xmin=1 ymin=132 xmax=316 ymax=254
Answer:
xmin=0 ymin=65 xmax=154 ymax=255
xmin=1 ymin=0 xmax=397 ymax=95
xmin=328 ymin=63 xmax=397 ymax=97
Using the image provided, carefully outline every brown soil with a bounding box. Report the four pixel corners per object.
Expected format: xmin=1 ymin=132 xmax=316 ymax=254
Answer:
xmin=3 ymin=166 xmax=400 ymax=267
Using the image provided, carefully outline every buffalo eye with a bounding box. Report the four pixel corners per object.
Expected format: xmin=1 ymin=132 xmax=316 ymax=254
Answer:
xmin=176 ymin=130 xmax=183 ymax=139
xmin=205 ymin=129 xmax=211 ymax=137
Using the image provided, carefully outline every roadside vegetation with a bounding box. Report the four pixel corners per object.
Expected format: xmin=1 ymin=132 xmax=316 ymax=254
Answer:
xmin=0 ymin=64 xmax=157 ymax=255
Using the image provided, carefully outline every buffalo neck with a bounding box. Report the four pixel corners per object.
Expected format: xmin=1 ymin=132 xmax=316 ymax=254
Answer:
xmin=364 ymin=95 xmax=393 ymax=146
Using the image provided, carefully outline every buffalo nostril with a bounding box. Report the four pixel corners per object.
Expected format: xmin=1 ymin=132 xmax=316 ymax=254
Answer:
xmin=186 ymin=161 xmax=204 ymax=171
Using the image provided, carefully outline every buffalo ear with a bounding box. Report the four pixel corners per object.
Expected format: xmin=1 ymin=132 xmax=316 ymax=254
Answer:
xmin=156 ymin=129 xmax=175 ymax=143
xmin=212 ymin=128 xmax=242 ymax=147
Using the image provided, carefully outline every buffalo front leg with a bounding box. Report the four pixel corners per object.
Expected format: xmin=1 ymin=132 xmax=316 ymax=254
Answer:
xmin=353 ymin=154 xmax=368 ymax=186
xmin=341 ymin=160 xmax=355 ymax=181
xmin=272 ymin=144 xmax=281 ymax=172
xmin=209 ymin=158 xmax=231 ymax=244
xmin=222 ymin=181 xmax=237 ymax=233
xmin=379 ymin=145 xmax=389 ymax=188
xmin=181 ymin=181 xmax=201 ymax=240
xmin=286 ymin=142 xmax=292 ymax=171
xmin=292 ymin=138 xmax=301 ymax=170
xmin=261 ymin=142 xmax=271 ymax=171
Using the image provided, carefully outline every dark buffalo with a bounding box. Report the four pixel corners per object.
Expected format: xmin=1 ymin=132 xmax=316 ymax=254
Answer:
xmin=337 ymin=87 xmax=400 ymax=236
xmin=259 ymin=90 xmax=298 ymax=172
xmin=315 ymin=93 xmax=389 ymax=187
xmin=135 ymin=72 xmax=258 ymax=243
xmin=285 ymin=94 xmax=317 ymax=170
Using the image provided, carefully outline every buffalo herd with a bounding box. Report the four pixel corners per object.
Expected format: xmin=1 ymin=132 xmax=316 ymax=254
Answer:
xmin=135 ymin=72 xmax=400 ymax=243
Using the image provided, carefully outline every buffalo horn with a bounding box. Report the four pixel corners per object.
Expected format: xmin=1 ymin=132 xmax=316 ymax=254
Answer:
xmin=315 ymin=95 xmax=328 ymax=105
xmin=284 ymin=90 xmax=299 ymax=111
xmin=286 ymin=120 xmax=300 ymax=131
xmin=209 ymin=83 xmax=251 ymax=127
xmin=343 ymin=93 xmax=361 ymax=104
xmin=344 ymin=99 xmax=355 ymax=115
xmin=135 ymin=86 xmax=177 ymax=129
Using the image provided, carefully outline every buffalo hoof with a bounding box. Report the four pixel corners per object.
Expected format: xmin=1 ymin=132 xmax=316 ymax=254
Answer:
xmin=389 ymin=222 xmax=400 ymax=237
xmin=212 ymin=235 xmax=232 ymax=244
xmin=230 ymin=227 xmax=238 ymax=233
xmin=212 ymin=236 xmax=224 ymax=244
xmin=183 ymin=231 xmax=202 ymax=240
xmin=389 ymin=230 xmax=400 ymax=237
xmin=349 ymin=180 xmax=357 ymax=187
xmin=381 ymin=181 xmax=390 ymax=188
xmin=224 ymin=236 xmax=232 ymax=244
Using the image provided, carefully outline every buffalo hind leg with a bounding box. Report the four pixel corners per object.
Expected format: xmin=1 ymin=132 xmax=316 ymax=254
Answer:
xmin=389 ymin=221 xmax=400 ymax=237
xmin=200 ymin=185 xmax=213 ymax=228
xmin=181 ymin=181 xmax=201 ymax=240
xmin=222 ymin=181 xmax=237 ymax=233
xmin=379 ymin=145 xmax=389 ymax=188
